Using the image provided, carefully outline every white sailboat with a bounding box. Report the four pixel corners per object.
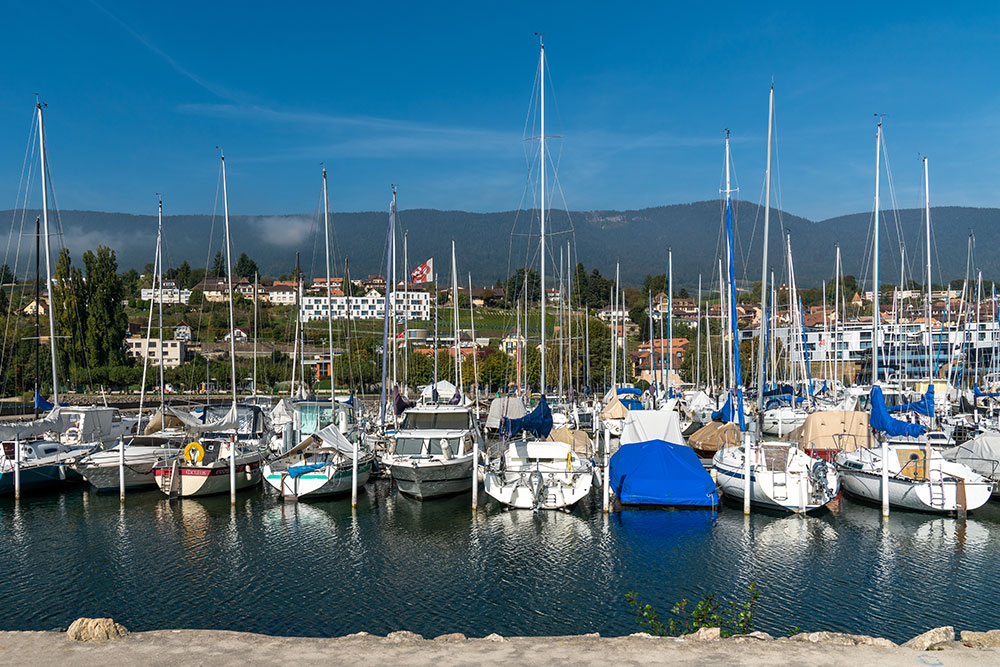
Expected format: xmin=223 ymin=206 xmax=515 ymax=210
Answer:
xmin=483 ymin=38 xmax=593 ymax=511
xmin=711 ymin=88 xmax=839 ymax=514
xmin=264 ymin=167 xmax=369 ymax=500
xmin=152 ymin=152 xmax=265 ymax=499
xmin=837 ymin=153 xmax=991 ymax=513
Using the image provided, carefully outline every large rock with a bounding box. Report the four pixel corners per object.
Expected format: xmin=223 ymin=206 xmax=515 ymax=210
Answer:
xmin=790 ymin=631 xmax=895 ymax=647
xmin=730 ymin=631 xmax=773 ymax=641
xmin=386 ymin=631 xmax=423 ymax=642
xmin=66 ymin=618 xmax=129 ymax=641
xmin=961 ymin=629 xmax=1000 ymax=648
xmin=685 ymin=627 xmax=721 ymax=640
xmin=433 ymin=633 xmax=466 ymax=642
xmin=483 ymin=633 xmax=508 ymax=642
xmin=903 ymin=626 xmax=954 ymax=650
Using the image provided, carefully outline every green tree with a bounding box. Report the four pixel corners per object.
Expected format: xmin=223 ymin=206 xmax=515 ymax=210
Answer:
xmin=52 ymin=248 xmax=89 ymax=376
xmin=0 ymin=263 xmax=13 ymax=284
xmin=235 ymin=253 xmax=258 ymax=280
xmin=188 ymin=288 xmax=204 ymax=305
xmin=83 ymin=246 xmax=128 ymax=368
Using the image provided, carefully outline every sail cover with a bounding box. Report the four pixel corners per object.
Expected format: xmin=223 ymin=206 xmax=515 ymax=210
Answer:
xmin=974 ymin=385 xmax=1000 ymax=398
xmin=711 ymin=392 xmax=734 ymax=422
xmin=869 ymin=385 xmax=926 ymax=438
xmin=610 ymin=439 xmax=719 ymax=506
xmin=888 ymin=384 xmax=935 ymax=417
xmin=485 ymin=396 xmax=527 ymax=430
xmin=503 ymin=395 xmax=553 ymax=438
xmin=0 ymin=408 xmax=63 ymax=440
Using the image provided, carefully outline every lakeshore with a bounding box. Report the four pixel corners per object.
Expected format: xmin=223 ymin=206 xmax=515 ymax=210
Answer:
xmin=2 ymin=627 xmax=998 ymax=667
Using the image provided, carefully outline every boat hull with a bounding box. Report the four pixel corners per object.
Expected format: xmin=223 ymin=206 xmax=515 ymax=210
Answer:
xmin=152 ymin=457 xmax=263 ymax=497
xmin=78 ymin=462 xmax=157 ymax=492
xmin=837 ymin=467 xmax=993 ymax=513
xmin=483 ymin=469 xmax=593 ymax=510
xmin=713 ymin=447 xmax=839 ymax=513
xmin=389 ymin=456 xmax=474 ymax=499
xmin=264 ymin=460 xmax=373 ymax=499
xmin=0 ymin=464 xmax=72 ymax=495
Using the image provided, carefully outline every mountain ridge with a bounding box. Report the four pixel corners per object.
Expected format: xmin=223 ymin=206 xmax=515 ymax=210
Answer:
xmin=2 ymin=202 xmax=996 ymax=288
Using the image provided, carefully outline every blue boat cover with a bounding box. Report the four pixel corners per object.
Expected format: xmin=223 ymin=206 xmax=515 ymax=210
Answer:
xmin=711 ymin=393 xmax=733 ymax=422
xmin=617 ymin=387 xmax=642 ymax=396
xmin=287 ymin=462 xmax=335 ymax=478
xmin=620 ymin=398 xmax=644 ymax=411
xmin=34 ymin=391 xmax=54 ymax=411
xmin=974 ymin=385 xmax=1000 ymax=398
xmin=503 ymin=395 xmax=553 ymax=438
xmin=888 ymin=384 xmax=935 ymax=417
xmin=870 ymin=385 xmax=926 ymax=438
xmin=763 ymin=384 xmax=794 ymax=398
xmin=610 ymin=439 xmax=719 ymax=506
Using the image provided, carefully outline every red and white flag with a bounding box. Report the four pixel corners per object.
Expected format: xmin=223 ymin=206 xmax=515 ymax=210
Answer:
xmin=411 ymin=258 xmax=433 ymax=284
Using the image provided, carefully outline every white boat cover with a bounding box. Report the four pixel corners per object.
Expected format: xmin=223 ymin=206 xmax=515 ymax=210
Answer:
xmin=161 ymin=405 xmax=239 ymax=434
xmin=942 ymin=433 xmax=1000 ymax=478
xmin=485 ymin=396 xmax=527 ymax=429
xmin=686 ymin=391 xmax=714 ymax=413
xmin=280 ymin=423 xmax=356 ymax=459
xmin=620 ymin=408 xmax=685 ymax=446
xmin=420 ymin=380 xmax=458 ymax=402
xmin=268 ymin=398 xmax=296 ymax=427
xmin=0 ymin=408 xmax=64 ymax=440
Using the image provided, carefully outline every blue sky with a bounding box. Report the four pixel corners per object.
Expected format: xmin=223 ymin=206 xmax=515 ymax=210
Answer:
xmin=2 ymin=2 xmax=998 ymax=219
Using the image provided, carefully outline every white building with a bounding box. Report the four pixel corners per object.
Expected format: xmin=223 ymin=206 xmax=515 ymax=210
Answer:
xmin=265 ymin=284 xmax=298 ymax=305
xmin=126 ymin=337 xmax=187 ymax=368
xmin=140 ymin=286 xmax=192 ymax=304
xmin=300 ymin=290 xmax=431 ymax=322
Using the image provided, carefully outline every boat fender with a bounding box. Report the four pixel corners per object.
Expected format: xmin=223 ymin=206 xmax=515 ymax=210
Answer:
xmin=441 ymin=438 xmax=453 ymax=460
xmin=184 ymin=441 xmax=205 ymax=464
xmin=566 ymin=452 xmax=572 ymax=472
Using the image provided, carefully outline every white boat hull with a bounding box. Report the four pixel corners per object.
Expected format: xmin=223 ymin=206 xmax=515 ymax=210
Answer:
xmin=264 ymin=459 xmax=373 ymax=499
xmin=153 ymin=454 xmax=264 ymax=497
xmin=484 ymin=468 xmax=593 ymax=509
xmin=837 ymin=467 xmax=993 ymax=513
xmin=713 ymin=445 xmax=839 ymax=513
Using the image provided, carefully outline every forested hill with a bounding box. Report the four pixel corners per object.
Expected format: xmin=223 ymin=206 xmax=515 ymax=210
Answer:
xmin=1 ymin=202 xmax=996 ymax=288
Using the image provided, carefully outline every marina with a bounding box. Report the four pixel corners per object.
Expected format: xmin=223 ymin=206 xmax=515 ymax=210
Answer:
xmin=5 ymin=4 xmax=1000 ymax=658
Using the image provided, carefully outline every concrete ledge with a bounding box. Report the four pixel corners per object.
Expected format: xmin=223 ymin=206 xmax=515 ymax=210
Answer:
xmin=1 ymin=630 xmax=998 ymax=666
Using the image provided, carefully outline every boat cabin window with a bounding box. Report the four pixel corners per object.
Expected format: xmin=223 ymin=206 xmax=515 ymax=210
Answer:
xmin=394 ymin=437 xmax=425 ymax=456
xmin=427 ymin=437 xmax=463 ymax=456
xmin=400 ymin=411 xmax=471 ymax=430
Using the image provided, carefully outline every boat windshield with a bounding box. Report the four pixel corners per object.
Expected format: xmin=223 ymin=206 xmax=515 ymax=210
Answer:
xmin=400 ymin=411 xmax=470 ymax=431
xmin=394 ymin=437 xmax=425 ymax=456
xmin=427 ymin=437 xmax=463 ymax=456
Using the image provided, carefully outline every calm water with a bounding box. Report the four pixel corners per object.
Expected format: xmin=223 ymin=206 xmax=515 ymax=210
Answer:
xmin=1 ymin=481 xmax=999 ymax=642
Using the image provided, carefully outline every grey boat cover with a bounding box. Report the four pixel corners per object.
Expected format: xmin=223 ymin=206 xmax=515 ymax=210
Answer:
xmin=621 ymin=406 xmax=685 ymax=446
xmin=485 ymin=396 xmax=527 ymax=430
xmin=279 ymin=423 xmax=356 ymax=460
xmin=0 ymin=408 xmax=64 ymax=440
xmin=942 ymin=433 xmax=1000 ymax=478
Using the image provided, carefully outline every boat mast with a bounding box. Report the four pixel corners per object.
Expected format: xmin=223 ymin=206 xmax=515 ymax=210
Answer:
xmin=696 ymin=274 xmax=702 ymax=389
xmin=34 ymin=216 xmax=39 ymax=418
xmin=834 ymin=245 xmax=841 ymax=397
xmin=667 ymin=247 xmax=673 ymax=399
xmin=157 ymin=196 xmax=165 ymax=409
xmin=403 ymin=231 xmax=409 ymax=389
xmin=872 ymin=119 xmax=882 ymax=386
xmin=452 ymin=240 xmax=460 ymax=391
xmin=755 ymin=84 xmax=773 ymax=416
xmin=220 ymin=150 xmax=239 ymax=505
xmin=36 ymin=103 xmax=59 ymax=404
xmin=538 ymin=37 xmax=547 ymax=394
xmin=323 ymin=168 xmax=336 ymax=416
xmin=923 ymin=157 xmax=932 ymax=385
xmin=253 ymin=271 xmax=258 ymax=395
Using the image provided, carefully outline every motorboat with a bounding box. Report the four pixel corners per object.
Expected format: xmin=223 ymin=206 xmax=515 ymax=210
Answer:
xmin=384 ymin=403 xmax=481 ymax=499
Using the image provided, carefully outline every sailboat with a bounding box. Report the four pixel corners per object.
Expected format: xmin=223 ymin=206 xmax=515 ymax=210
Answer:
xmin=0 ymin=103 xmax=97 ymax=496
xmin=837 ymin=152 xmax=991 ymax=513
xmin=264 ymin=168 xmax=372 ymax=499
xmin=711 ymin=89 xmax=839 ymax=513
xmin=483 ymin=39 xmax=593 ymax=510
xmin=152 ymin=152 xmax=265 ymax=498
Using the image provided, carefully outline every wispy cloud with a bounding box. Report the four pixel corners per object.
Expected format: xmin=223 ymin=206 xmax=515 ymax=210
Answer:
xmin=87 ymin=0 xmax=239 ymax=102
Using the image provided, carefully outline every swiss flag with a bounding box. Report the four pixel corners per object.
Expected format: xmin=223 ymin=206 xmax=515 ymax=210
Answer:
xmin=411 ymin=258 xmax=433 ymax=284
